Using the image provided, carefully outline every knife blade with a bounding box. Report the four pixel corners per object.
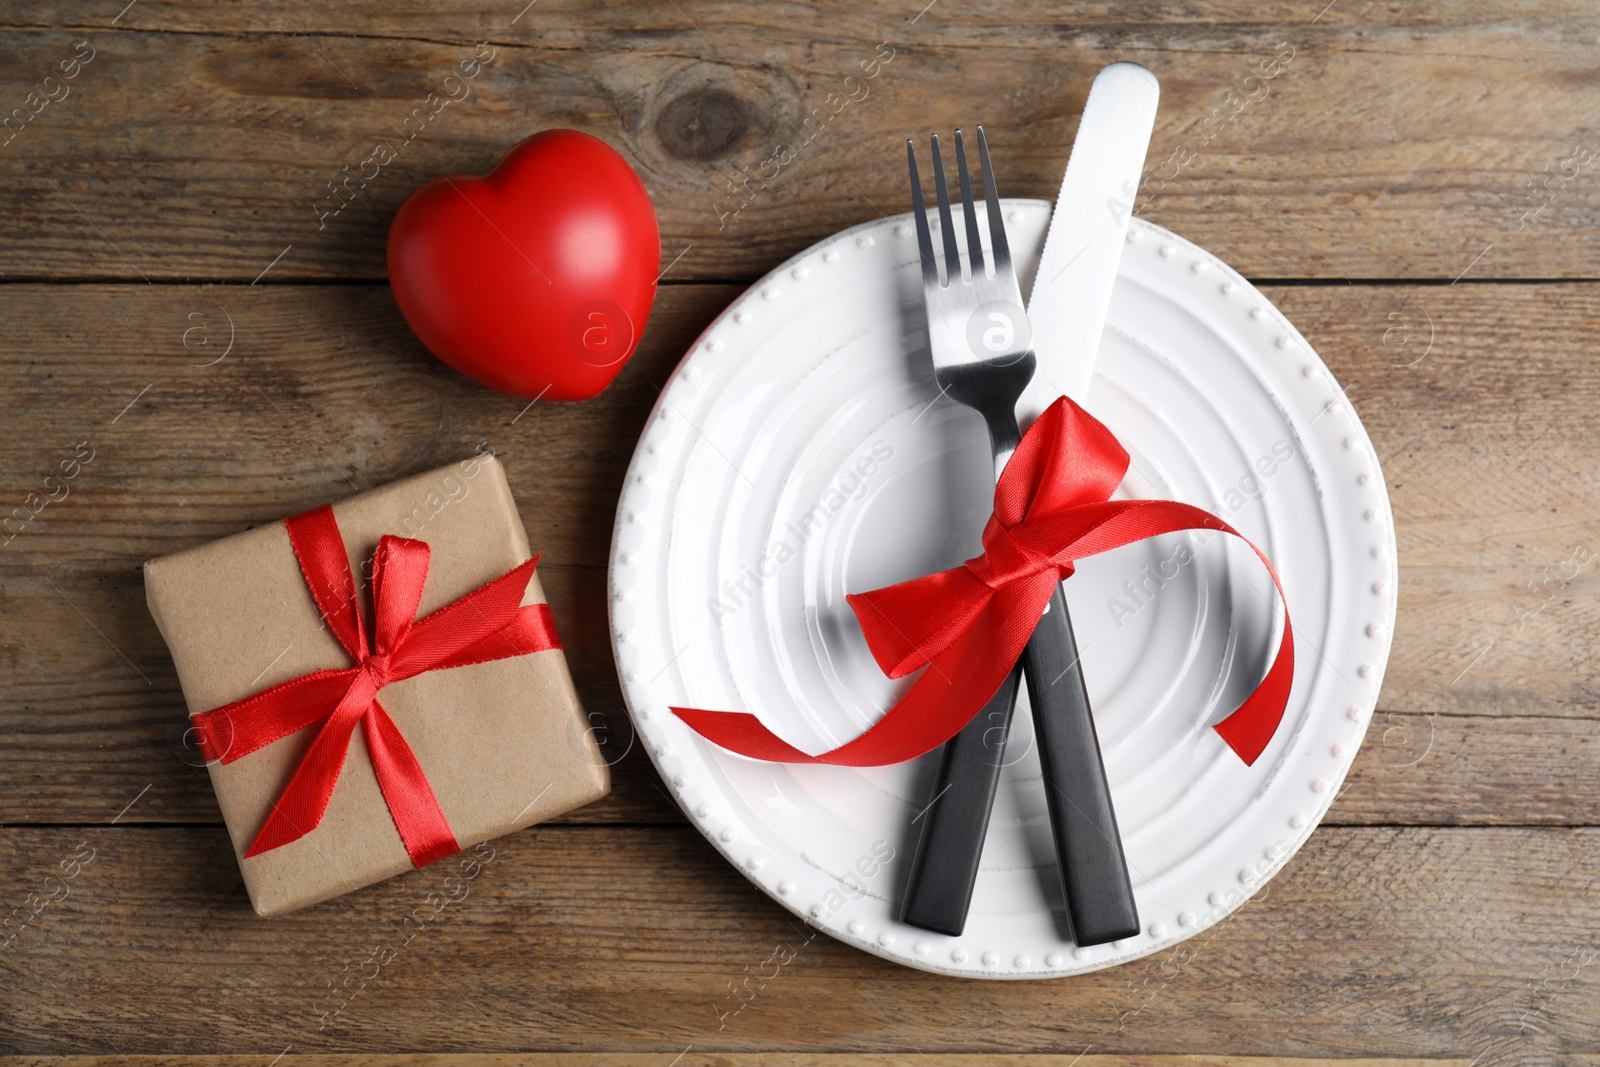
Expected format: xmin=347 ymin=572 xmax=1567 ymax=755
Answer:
xmin=1018 ymin=61 xmax=1160 ymax=426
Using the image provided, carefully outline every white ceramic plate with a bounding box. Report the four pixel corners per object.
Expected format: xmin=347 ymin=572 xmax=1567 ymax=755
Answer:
xmin=609 ymin=204 xmax=1396 ymax=978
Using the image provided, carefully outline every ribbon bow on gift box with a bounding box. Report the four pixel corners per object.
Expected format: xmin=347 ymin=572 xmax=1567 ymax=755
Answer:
xmin=672 ymin=396 xmax=1295 ymax=767
xmin=192 ymin=505 xmax=561 ymax=866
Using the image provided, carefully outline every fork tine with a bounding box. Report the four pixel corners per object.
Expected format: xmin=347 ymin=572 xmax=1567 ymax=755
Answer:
xmin=975 ymin=126 xmax=1011 ymax=275
xmin=907 ymin=140 xmax=938 ymax=288
xmin=930 ymin=134 xmax=962 ymax=284
xmin=954 ymin=130 xmax=986 ymax=278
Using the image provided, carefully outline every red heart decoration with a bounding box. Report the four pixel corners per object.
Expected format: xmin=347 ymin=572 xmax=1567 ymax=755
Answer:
xmin=387 ymin=129 xmax=661 ymax=401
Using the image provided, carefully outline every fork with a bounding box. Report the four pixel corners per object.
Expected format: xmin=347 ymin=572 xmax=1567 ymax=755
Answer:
xmin=898 ymin=128 xmax=1140 ymax=946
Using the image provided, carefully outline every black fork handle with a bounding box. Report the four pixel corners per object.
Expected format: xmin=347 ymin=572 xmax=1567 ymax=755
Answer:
xmin=899 ymin=663 xmax=1022 ymax=936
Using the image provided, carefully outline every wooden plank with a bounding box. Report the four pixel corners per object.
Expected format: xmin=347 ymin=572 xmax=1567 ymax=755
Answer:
xmin=1260 ymin=282 xmax=1600 ymax=720
xmin=1337 ymin=713 xmax=1600 ymax=826
xmin=0 ymin=282 xmax=736 ymax=572
xmin=0 ymin=4 xmax=1597 ymax=282
xmin=0 ymin=1056 xmax=1479 ymax=1067
xmin=3 ymin=281 xmax=1600 ymax=825
xmin=0 ymin=825 xmax=1593 ymax=1057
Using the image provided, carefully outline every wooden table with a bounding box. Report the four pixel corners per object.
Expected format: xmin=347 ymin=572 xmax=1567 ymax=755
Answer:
xmin=3 ymin=2 xmax=1597 ymax=1064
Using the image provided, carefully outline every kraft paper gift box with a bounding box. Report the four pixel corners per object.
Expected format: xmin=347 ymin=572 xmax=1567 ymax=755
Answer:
xmin=145 ymin=455 xmax=609 ymax=916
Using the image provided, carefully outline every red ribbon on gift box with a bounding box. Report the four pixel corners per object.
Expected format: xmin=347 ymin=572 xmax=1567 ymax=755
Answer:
xmin=672 ymin=396 xmax=1295 ymax=768
xmin=192 ymin=505 xmax=561 ymax=866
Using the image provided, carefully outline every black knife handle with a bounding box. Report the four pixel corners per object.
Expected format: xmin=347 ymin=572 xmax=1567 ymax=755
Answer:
xmin=899 ymin=663 xmax=1023 ymax=936
xmin=1022 ymin=583 xmax=1139 ymax=946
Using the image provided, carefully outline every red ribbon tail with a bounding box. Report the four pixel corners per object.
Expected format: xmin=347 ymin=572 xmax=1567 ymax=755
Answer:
xmin=364 ymin=700 xmax=460 ymax=867
xmin=243 ymin=684 xmax=369 ymax=858
xmin=667 ymin=708 xmax=825 ymax=763
xmin=1212 ymin=610 xmax=1296 ymax=765
xmin=671 ymin=580 xmax=1049 ymax=767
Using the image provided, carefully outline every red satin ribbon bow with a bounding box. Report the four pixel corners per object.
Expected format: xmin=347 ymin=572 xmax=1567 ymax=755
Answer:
xmin=192 ymin=505 xmax=561 ymax=866
xmin=672 ymin=396 xmax=1294 ymax=768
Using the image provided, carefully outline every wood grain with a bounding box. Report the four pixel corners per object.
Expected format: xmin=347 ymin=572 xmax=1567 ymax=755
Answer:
xmin=0 ymin=3 xmax=1597 ymax=282
xmin=0 ymin=1057 xmax=1482 ymax=1067
xmin=2 ymin=282 xmax=1599 ymax=826
xmin=0 ymin=825 xmax=1595 ymax=1057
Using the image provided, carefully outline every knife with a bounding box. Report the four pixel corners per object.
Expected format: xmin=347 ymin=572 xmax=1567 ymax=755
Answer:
xmin=898 ymin=64 xmax=1159 ymax=944
xmin=1019 ymin=62 xmax=1158 ymax=944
